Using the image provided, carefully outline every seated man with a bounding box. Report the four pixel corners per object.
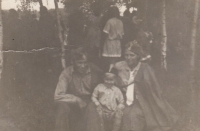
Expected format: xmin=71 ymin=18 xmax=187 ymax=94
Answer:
xmin=54 ymin=48 xmax=103 ymax=131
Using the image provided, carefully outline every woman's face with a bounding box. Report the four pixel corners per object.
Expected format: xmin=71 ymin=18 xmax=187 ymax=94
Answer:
xmin=125 ymin=50 xmax=139 ymax=66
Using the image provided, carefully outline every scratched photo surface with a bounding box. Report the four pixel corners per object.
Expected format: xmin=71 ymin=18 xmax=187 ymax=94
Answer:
xmin=0 ymin=0 xmax=200 ymax=131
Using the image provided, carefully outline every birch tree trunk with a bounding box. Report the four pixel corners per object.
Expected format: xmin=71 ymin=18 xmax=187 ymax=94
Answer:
xmin=189 ymin=0 xmax=199 ymax=124
xmin=0 ymin=0 xmax=3 ymax=80
xmin=190 ymin=0 xmax=199 ymax=72
xmin=161 ymin=0 xmax=167 ymax=70
xmin=54 ymin=0 xmax=66 ymax=69
xmin=38 ymin=0 xmax=43 ymax=7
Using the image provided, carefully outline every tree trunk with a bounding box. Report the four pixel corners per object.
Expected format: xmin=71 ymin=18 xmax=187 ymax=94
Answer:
xmin=0 ymin=0 xmax=3 ymax=80
xmin=190 ymin=0 xmax=199 ymax=72
xmin=189 ymin=0 xmax=199 ymax=124
xmin=54 ymin=0 xmax=66 ymax=69
xmin=38 ymin=0 xmax=43 ymax=7
xmin=161 ymin=0 xmax=167 ymax=70
xmin=142 ymin=0 xmax=149 ymax=25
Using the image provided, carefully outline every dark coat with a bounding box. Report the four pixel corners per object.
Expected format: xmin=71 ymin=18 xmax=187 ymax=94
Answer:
xmin=114 ymin=62 xmax=179 ymax=131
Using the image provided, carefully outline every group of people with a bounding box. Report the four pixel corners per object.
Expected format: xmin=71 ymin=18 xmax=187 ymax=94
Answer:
xmin=66 ymin=4 xmax=153 ymax=69
xmin=2 ymin=3 xmax=179 ymax=131
xmin=82 ymin=5 xmax=153 ymax=72
xmin=54 ymin=5 xmax=179 ymax=131
xmin=54 ymin=44 xmax=179 ymax=131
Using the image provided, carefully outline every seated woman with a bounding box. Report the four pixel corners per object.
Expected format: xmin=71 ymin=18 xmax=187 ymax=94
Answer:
xmin=112 ymin=41 xmax=179 ymax=131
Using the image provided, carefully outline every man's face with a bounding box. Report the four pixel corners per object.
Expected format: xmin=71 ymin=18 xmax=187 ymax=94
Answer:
xmin=125 ymin=50 xmax=139 ymax=66
xmin=74 ymin=59 xmax=89 ymax=74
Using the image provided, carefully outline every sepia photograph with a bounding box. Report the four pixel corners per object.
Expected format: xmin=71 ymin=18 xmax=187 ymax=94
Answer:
xmin=0 ymin=0 xmax=200 ymax=131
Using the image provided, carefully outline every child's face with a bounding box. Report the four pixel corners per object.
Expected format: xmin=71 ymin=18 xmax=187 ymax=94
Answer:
xmin=104 ymin=77 xmax=115 ymax=88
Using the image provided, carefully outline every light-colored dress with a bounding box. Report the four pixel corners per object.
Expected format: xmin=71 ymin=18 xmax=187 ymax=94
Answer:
xmin=102 ymin=17 xmax=124 ymax=57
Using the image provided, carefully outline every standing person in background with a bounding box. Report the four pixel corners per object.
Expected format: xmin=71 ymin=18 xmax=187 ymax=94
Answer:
xmin=102 ymin=6 xmax=124 ymax=72
xmin=136 ymin=23 xmax=153 ymax=62
xmin=85 ymin=2 xmax=102 ymax=65
xmin=68 ymin=10 xmax=85 ymax=48
xmin=131 ymin=14 xmax=141 ymax=39
xmin=121 ymin=9 xmax=134 ymax=55
xmin=130 ymin=13 xmax=152 ymax=62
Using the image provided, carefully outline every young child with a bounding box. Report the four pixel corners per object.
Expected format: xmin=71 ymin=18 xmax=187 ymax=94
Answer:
xmin=92 ymin=72 xmax=124 ymax=131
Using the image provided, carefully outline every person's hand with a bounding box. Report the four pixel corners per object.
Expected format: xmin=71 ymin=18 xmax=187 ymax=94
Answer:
xmin=65 ymin=94 xmax=78 ymax=103
xmin=79 ymin=100 xmax=87 ymax=109
xmin=116 ymin=108 xmax=123 ymax=116
xmin=96 ymin=105 xmax=103 ymax=113
xmin=123 ymin=80 xmax=129 ymax=85
xmin=76 ymin=97 xmax=87 ymax=109
xmin=70 ymin=96 xmax=78 ymax=103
